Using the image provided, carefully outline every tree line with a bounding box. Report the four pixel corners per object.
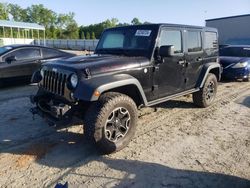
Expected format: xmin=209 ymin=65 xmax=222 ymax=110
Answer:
xmin=0 ymin=2 xmax=149 ymax=39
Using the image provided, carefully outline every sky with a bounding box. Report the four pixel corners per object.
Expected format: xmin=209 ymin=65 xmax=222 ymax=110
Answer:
xmin=2 ymin=0 xmax=250 ymax=26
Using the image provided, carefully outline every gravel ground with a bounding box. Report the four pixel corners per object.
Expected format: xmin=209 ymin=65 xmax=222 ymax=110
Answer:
xmin=0 ymin=81 xmax=249 ymax=188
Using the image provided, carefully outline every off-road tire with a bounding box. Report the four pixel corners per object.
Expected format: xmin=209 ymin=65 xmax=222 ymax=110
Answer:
xmin=193 ymin=73 xmax=218 ymax=108
xmin=83 ymin=92 xmax=138 ymax=154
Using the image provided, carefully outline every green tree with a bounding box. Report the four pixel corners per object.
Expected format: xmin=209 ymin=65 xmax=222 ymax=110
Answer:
xmin=0 ymin=2 xmax=81 ymax=39
xmin=80 ymin=31 xmax=85 ymax=39
xmin=117 ymin=22 xmax=130 ymax=27
xmin=91 ymin=31 xmax=96 ymax=39
xmin=57 ymin=12 xmax=75 ymax=29
xmin=79 ymin=18 xmax=120 ymax=39
xmin=0 ymin=3 xmax=149 ymax=40
xmin=25 ymin=4 xmax=58 ymax=38
xmin=57 ymin=12 xmax=78 ymax=39
xmin=8 ymin=4 xmax=28 ymax=21
xmin=64 ymin=22 xmax=79 ymax=39
xmin=0 ymin=2 xmax=9 ymax=20
xmin=86 ymin=32 xmax=90 ymax=39
xmin=131 ymin=17 xmax=141 ymax=25
xmin=26 ymin=4 xmax=57 ymax=28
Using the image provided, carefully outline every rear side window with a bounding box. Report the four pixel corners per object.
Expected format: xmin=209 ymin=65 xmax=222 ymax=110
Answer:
xmin=204 ymin=32 xmax=218 ymax=50
xmin=159 ymin=30 xmax=182 ymax=54
xmin=42 ymin=48 xmax=65 ymax=58
xmin=3 ymin=48 xmax=41 ymax=61
xmin=187 ymin=31 xmax=202 ymax=52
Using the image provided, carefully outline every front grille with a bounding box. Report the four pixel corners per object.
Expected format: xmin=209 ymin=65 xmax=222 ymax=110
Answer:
xmin=42 ymin=70 xmax=67 ymax=96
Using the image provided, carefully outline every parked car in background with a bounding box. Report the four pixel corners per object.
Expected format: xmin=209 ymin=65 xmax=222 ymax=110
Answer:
xmin=0 ymin=44 xmax=75 ymax=87
xmin=220 ymin=45 xmax=250 ymax=81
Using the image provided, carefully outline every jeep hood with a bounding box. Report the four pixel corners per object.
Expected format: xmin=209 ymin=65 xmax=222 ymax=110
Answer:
xmin=43 ymin=54 xmax=149 ymax=75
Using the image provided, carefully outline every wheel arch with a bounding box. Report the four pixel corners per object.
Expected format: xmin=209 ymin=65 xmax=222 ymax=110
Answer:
xmin=197 ymin=63 xmax=222 ymax=88
xmin=102 ymin=84 xmax=144 ymax=107
xmin=74 ymin=74 xmax=148 ymax=106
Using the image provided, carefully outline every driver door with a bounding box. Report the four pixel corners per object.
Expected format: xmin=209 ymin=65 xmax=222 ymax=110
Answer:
xmin=1 ymin=48 xmax=41 ymax=79
xmin=156 ymin=28 xmax=186 ymax=98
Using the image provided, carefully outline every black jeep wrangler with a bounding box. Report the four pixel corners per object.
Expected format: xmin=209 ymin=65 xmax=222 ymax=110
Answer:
xmin=30 ymin=24 xmax=221 ymax=154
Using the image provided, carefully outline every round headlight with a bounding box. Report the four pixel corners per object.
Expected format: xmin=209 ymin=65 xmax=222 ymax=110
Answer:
xmin=70 ymin=73 xmax=78 ymax=88
xmin=40 ymin=67 xmax=45 ymax=78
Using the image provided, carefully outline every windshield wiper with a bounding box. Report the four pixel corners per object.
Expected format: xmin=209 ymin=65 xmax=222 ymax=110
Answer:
xmin=111 ymin=48 xmax=130 ymax=56
xmin=96 ymin=48 xmax=130 ymax=56
xmin=96 ymin=49 xmax=111 ymax=54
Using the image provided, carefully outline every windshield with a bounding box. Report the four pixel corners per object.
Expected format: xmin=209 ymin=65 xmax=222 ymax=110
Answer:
xmin=95 ymin=27 xmax=156 ymax=57
xmin=220 ymin=47 xmax=250 ymax=57
xmin=0 ymin=46 xmax=12 ymax=55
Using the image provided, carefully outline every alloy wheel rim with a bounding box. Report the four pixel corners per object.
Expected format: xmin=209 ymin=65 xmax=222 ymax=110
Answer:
xmin=205 ymin=81 xmax=215 ymax=102
xmin=104 ymin=107 xmax=131 ymax=143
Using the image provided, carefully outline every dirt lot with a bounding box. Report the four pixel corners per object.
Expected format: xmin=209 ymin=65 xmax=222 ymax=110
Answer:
xmin=0 ymin=81 xmax=250 ymax=188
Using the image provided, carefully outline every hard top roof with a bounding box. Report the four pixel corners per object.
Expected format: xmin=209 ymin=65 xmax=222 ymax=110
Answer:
xmin=107 ymin=23 xmax=217 ymax=32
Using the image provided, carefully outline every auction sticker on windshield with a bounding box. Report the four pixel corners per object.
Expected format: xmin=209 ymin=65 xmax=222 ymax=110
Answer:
xmin=135 ymin=30 xmax=152 ymax=37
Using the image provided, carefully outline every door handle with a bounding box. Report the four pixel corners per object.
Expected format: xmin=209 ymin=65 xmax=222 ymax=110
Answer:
xmin=196 ymin=57 xmax=203 ymax=62
xmin=178 ymin=60 xmax=186 ymax=65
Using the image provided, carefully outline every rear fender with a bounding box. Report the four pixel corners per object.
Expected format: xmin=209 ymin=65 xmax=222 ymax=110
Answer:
xmin=196 ymin=63 xmax=222 ymax=88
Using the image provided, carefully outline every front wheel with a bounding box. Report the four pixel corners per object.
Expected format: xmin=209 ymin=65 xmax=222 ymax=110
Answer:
xmin=193 ymin=73 xmax=218 ymax=108
xmin=83 ymin=92 xmax=138 ymax=154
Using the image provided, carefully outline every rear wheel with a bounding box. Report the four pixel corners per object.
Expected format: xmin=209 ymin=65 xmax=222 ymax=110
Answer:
xmin=193 ymin=73 xmax=218 ymax=108
xmin=83 ymin=92 xmax=138 ymax=154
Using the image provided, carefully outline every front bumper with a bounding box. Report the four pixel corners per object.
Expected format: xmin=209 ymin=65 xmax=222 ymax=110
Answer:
xmin=222 ymin=67 xmax=249 ymax=80
xmin=30 ymin=94 xmax=76 ymax=127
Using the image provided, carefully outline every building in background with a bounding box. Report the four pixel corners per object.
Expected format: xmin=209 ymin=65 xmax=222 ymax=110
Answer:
xmin=206 ymin=14 xmax=250 ymax=45
xmin=0 ymin=20 xmax=45 ymax=46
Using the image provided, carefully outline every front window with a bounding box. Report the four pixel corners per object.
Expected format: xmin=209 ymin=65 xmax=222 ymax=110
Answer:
xmin=159 ymin=30 xmax=182 ymax=54
xmin=220 ymin=47 xmax=250 ymax=57
xmin=3 ymin=48 xmax=41 ymax=61
xmin=96 ymin=27 xmax=156 ymax=57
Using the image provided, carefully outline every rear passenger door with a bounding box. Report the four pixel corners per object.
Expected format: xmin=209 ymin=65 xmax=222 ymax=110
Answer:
xmin=184 ymin=30 xmax=204 ymax=89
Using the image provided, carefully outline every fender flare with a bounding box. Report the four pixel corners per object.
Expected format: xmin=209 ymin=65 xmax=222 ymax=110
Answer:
xmin=73 ymin=74 xmax=148 ymax=104
xmin=197 ymin=63 xmax=222 ymax=88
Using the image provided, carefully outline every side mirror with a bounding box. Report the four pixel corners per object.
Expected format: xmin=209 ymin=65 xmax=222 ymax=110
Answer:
xmin=6 ymin=56 xmax=17 ymax=64
xmin=159 ymin=45 xmax=175 ymax=57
